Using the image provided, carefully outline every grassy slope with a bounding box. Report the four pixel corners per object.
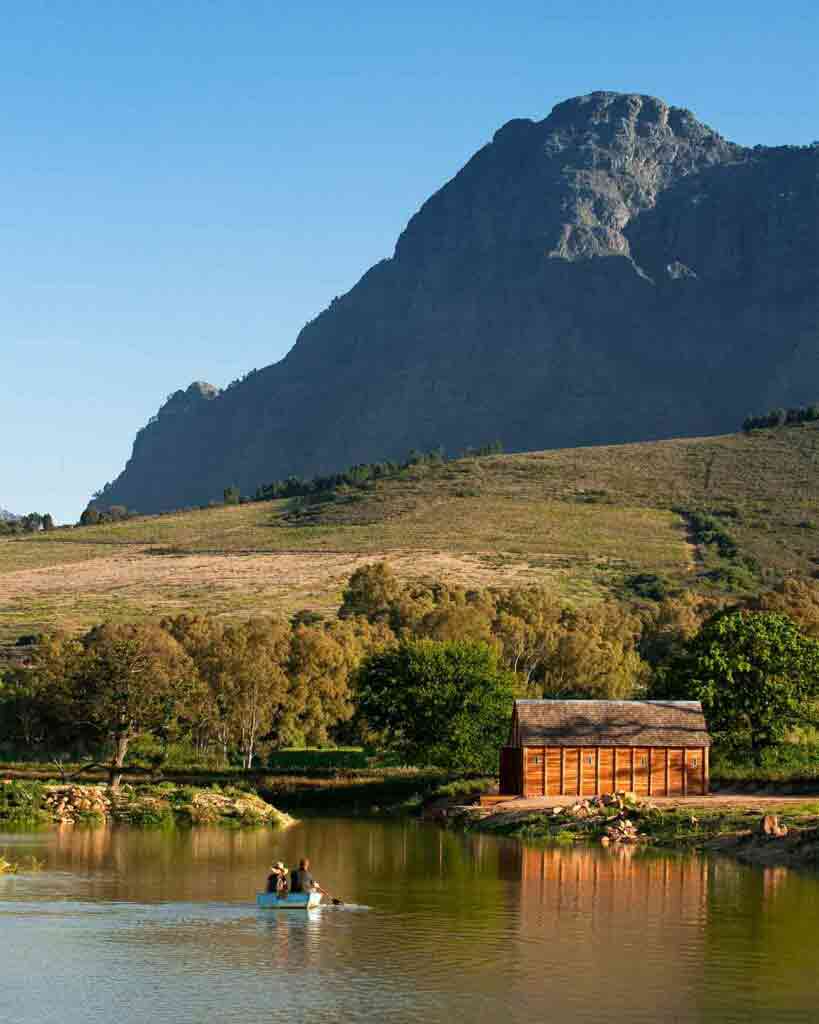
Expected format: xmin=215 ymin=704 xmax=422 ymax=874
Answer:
xmin=1 ymin=424 xmax=818 ymax=640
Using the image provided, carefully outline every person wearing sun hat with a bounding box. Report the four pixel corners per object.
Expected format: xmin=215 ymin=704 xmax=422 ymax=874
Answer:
xmin=266 ymin=860 xmax=289 ymax=895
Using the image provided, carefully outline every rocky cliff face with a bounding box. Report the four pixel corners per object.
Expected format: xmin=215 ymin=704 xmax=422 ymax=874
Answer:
xmin=96 ymin=92 xmax=819 ymax=513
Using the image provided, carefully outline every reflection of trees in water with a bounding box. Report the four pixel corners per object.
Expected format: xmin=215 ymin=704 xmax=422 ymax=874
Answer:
xmin=700 ymin=857 xmax=819 ymax=1018
xmin=9 ymin=820 xmax=819 ymax=1021
xmin=48 ymin=823 xmax=283 ymax=901
xmin=41 ymin=820 xmax=525 ymax=910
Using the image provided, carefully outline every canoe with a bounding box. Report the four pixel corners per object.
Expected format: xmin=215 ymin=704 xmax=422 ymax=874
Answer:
xmin=256 ymin=890 xmax=322 ymax=910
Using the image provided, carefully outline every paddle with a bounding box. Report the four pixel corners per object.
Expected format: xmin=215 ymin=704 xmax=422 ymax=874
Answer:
xmin=317 ymin=884 xmax=344 ymax=906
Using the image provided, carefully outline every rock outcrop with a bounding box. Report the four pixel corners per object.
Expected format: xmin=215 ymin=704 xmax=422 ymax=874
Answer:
xmin=96 ymin=92 xmax=819 ymax=513
xmin=39 ymin=782 xmax=294 ymax=828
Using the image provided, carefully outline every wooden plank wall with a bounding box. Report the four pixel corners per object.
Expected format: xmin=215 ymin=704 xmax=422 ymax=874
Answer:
xmin=521 ymin=746 xmax=709 ymax=796
xmin=599 ymin=748 xmax=614 ymax=794
xmin=614 ymin=748 xmax=632 ymax=792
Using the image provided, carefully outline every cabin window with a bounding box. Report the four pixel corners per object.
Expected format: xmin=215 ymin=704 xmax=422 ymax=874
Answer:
xmin=639 ymin=756 xmax=648 ymax=767
xmin=531 ymin=755 xmax=543 ymax=765
xmin=584 ymin=755 xmax=594 ymax=766
xmin=690 ymin=756 xmax=698 ymax=768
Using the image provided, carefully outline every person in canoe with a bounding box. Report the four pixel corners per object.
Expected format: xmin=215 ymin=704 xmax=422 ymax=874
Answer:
xmin=266 ymin=861 xmax=289 ymax=895
xmin=290 ymin=858 xmax=318 ymax=895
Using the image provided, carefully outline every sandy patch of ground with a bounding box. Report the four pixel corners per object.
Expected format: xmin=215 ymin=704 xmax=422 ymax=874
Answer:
xmin=0 ymin=547 xmax=567 ymax=636
xmin=482 ymin=793 xmax=819 ymax=814
xmin=0 ymin=548 xmax=560 ymax=599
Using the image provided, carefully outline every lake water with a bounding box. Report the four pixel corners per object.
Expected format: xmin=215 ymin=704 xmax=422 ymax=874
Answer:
xmin=2 ymin=818 xmax=818 ymax=1023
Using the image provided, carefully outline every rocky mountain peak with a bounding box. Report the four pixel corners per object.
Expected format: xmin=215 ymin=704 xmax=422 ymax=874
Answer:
xmin=94 ymin=94 xmax=819 ymax=514
xmin=187 ymin=381 xmax=220 ymax=399
xmin=397 ymin=91 xmax=741 ymax=267
xmin=536 ymin=92 xmax=740 ymax=261
xmin=158 ymin=381 xmax=220 ymax=415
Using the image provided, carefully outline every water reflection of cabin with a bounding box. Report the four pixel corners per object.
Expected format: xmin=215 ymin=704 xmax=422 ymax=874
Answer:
xmin=500 ymin=700 xmax=711 ymax=797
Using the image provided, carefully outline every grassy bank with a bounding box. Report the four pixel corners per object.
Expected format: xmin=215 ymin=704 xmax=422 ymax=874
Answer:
xmin=0 ymin=768 xmax=493 ymax=825
xmin=0 ymin=780 xmax=294 ymax=829
xmin=257 ymin=771 xmax=494 ymax=815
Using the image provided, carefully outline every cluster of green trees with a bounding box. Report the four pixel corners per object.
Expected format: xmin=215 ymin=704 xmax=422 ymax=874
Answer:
xmin=0 ymin=513 xmax=54 ymax=536
xmin=252 ymin=442 xmax=504 ymax=504
xmin=2 ymin=567 xmax=818 ymax=778
xmin=654 ymin=609 xmax=819 ymax=763
xmin=0 ymin=613 xmax=392 ymax=785
xmin=79 ymin=504 xmax=133 ymax=526
xmin=742 ymin=403 xmax=819 ymax=432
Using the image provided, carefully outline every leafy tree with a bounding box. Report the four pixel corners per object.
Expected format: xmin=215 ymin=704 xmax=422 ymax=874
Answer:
xmin=507 ymin=602 xmax=648 ymax=700
xmin=164 ymin=614 xmax=293 ymax=764
xmin=216 ymin=620 xmax=291 ymax=768
xmin=354 ymin=639 xmax=516 ymax=771
xmin=638 ymin=593 xmax=722 ymax=667
xmin=0 ymin=667 xmax=52 ymax=748
xmin=492 ymin=588 xmax=564 ymax=684
xmin=69 ymin=623 xmax=199 ymax=787
xmin=223 ymin=486 xmax=241 ymax=505
xmin=160 ymin=613 xmax=226 ymax=757
xmin=41 ymin=513 xmax=54 ymax=531
xmin=743 ymin=579 xmax=819 ymax=638
xmin=287 ymin=620 xmax=378 ymax=745
xmin=417 ymin=604 xmax=494 ymax=644
xmin=339 ymin=561 xmax=401 ymax=622
xmin=657 ymin=610 xmax=819 ymax=762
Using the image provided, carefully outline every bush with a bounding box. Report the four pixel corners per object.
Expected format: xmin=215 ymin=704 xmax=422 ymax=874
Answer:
xmin=623 ymin=573 xmax=672 ymax=602
xmin=355 ymin=639 xmax=515 ymax=772
xmin=266 ymin=748 xmax=370 ymax=771
xmin=711 ymin=741 xmax=819 ymax=781
xmin=0 ymin=782 xmax=48 ymax=825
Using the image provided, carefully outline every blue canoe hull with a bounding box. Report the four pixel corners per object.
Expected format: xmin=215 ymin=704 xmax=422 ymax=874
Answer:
xmin=256 ymin=891 xmax=322 ymax=910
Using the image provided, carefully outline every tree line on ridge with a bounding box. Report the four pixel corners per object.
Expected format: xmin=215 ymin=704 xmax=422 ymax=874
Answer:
xmin=1 ymin=565 xmax=818 ymax=781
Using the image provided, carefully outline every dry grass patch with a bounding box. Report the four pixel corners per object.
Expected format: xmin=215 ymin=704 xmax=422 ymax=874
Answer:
xmin=3 ymin=424 xmax=817 ymax=639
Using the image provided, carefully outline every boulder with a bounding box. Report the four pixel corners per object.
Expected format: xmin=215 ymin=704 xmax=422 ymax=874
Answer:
xmin=759 ymin=815 xmax=788 ymax=839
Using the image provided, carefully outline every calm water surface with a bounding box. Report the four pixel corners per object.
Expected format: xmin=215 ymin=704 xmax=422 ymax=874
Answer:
xmin=2 ymin=818 xmax=818 ymax=1023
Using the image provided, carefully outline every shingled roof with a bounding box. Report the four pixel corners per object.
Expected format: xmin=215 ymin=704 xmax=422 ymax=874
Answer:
xmin=511 ymin=700 xmax=711 ymax=748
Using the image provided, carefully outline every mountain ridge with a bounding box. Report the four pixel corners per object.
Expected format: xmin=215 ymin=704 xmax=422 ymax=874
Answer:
xmin=95 ymin=91 xmax=819 ymax=514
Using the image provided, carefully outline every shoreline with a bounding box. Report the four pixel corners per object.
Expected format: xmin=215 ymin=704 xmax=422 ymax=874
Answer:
xmin=460 ymin=792 xmax=819 ymax=871
xmin=3 ymin=774 xmax=819 ymax=872
xmin=0 ymin=780 xmax=294 ymax=830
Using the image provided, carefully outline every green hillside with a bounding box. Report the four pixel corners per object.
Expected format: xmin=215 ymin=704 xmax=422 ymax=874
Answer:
xmin=1 ymin=424 xmax=817 ymax=642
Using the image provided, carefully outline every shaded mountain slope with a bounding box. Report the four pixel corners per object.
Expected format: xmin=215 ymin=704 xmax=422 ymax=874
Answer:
xmin=97 ymin=92 xmax=819 ymax=514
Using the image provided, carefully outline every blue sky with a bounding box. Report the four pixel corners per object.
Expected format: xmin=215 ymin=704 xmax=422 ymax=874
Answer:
xmin=2 ymin=0 xmax=817 ymax=522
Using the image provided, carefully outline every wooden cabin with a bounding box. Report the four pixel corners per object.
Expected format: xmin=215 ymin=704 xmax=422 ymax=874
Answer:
xmin=499 ymin=700 xmax=711 ymax=797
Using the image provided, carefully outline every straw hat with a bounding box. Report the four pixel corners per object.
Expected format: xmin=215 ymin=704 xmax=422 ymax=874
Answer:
xmin=271 ymin=861 xmax=286 ymax=871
